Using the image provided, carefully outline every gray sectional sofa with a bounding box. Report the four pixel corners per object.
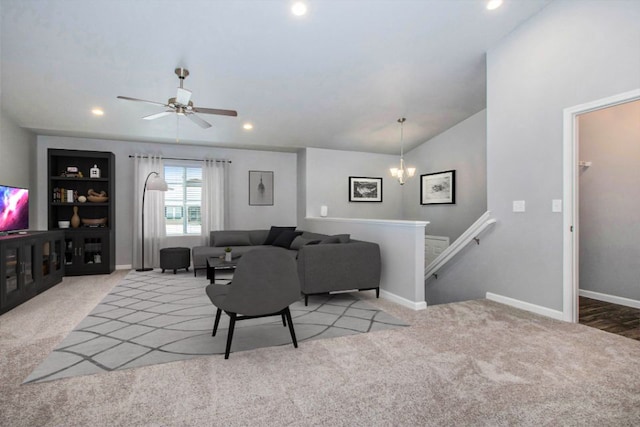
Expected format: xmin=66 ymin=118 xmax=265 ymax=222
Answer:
xmin=192 ymin=228 xmax=381 ymax=304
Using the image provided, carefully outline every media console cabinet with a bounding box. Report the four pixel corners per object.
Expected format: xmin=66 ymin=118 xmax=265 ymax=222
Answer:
xmin=0 ymin=230 xmax=64 ymax=315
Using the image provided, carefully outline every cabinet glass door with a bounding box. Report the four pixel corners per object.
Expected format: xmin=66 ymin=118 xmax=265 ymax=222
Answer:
xmin=52 ymin=239 xmax=62 ymax=273
xmin=23 ymin=242 xmax=35 ymax=288
xmin=64 ymin=238 xmax=75 ymax=266
xmin=42 ymin=240 xmax=62 ymax=278
xmin=83 ymin=237 xmax=104 ymax=265
xmin=4 ymin=247 xmax=19 ymax=296
xmin=42 ymin=241 xmax=51 ymax=278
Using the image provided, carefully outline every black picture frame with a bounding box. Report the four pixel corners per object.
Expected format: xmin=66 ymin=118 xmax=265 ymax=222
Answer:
xmin=420 ymin=170 xmax=455 ymax=205
xmin=249 ymin=170 xmax=274 ymax=206
xmin=349 ymin=176 xmax=383 ymax=202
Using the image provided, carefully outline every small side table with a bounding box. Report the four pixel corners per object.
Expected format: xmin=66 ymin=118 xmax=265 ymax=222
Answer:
xmin=206 ymin=256 xmax=239 ymax=284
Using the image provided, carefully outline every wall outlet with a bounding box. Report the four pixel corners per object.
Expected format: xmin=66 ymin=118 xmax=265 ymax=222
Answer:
xmin=552 ymin=199 xmax=562 ymax=213
xmin=513 ymin=200 xmax=526 ymax=213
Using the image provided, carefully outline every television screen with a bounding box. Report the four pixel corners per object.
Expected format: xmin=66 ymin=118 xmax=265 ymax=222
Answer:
xmin=0 ymin=185 xmax=29 ymax=233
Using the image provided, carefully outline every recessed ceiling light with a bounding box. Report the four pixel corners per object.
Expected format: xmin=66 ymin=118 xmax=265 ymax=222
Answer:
xmin=92 ymin=108 xmax=104 ymax=116
xmin=486 ymin=0 xmax=503 ymax=10
xmin=243 ymin=123 xmax=254 ymax=130
xmin=291 ymin=1 xmax=307 ymax=16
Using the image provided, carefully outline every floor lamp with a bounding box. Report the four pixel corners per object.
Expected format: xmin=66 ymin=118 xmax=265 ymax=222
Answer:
xmin=137 ymin=171 xmax=169 ymax=272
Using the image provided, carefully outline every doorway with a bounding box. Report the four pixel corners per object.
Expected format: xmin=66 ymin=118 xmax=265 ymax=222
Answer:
xmin=562 ymin=89 xmax=640 ymax=323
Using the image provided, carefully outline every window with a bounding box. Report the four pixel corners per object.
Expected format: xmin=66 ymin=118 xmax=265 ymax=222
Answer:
xmin=164 ymin=165 xmax=202 ymax=235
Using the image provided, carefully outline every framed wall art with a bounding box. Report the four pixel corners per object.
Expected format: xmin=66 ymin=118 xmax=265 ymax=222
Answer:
xmin=420 ymin=170 xmax=455 ymax=205
xmin=349 ymin=176 xmax=383 ymax=202
xmin=249 ymin=170 xmax=274 ymax=206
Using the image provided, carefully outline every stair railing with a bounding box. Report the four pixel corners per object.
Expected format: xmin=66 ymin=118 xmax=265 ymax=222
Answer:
xmin=424 ymin=211 xmax=497 ymax=280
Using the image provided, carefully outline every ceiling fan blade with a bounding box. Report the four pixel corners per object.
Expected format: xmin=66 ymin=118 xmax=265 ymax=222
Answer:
xmin=192 ymin=107 xmax=238 ymax=117
xmin=176 ymin=87 xmax=192 ymax=105
xmin=143 ymin=111 xmax=173 ymax=120
xmin=117 ymin=96 xmax=167 ymax=107
xmin=185 ymin=112 xmax=212 ymax=128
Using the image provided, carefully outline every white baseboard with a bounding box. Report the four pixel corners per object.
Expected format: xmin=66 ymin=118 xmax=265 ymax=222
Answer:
xmin=116 ymin=264 xmax=132 ymax=270
xmin=380 ymin=289 xmax=427 ymax=311
xmin=486 ymin=292 xmax=564 ymax=321
xmin=579 ymin=289 xmax=640 ymax=310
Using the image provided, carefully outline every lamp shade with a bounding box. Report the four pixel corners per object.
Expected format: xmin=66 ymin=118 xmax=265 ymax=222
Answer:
xmin=146 ymin=175 xmax=169 ymax=191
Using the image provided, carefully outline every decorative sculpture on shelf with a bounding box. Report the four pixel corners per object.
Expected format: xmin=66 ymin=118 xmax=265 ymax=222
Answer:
xmin=71 ymin=206 xmax=80 ymax=228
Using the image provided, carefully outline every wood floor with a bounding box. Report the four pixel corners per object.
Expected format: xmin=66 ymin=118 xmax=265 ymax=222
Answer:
xmin=579 ymin=296 xmax=640 ymax=341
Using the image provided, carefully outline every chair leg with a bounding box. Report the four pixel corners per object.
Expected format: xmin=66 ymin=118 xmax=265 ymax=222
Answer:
xmin=304 ymin=294 xmax=308 ymax=306
xmin=212 ymin=308 xmax=222 ymax=336
xmin=284 ymin=307 xmax=298 ymax=348
xmin=376 ymin=287 xmax=380 ymax=298
xmin=281 ymin=313 xmax=286 ymax=326
xmin=225 ymin=312 xmax=237 ymax=359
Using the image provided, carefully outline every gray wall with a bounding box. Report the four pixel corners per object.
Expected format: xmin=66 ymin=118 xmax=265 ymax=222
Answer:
xmin=426 ymin=0 xmax=640 ymax=309
xmin=296 ymin=148 xmax=307 ymax=226
xmin=403 ymin=110 xmax=487 ymax=241
xmin=579 ymin=100 xmax=640 ymax=301
xmin=0 ymin=108 xmax=37 ymax=225
xmin=36 ymin=136 xmax=297 ymax=266
xmin=304 ymin=147 xmax=402 ymax=220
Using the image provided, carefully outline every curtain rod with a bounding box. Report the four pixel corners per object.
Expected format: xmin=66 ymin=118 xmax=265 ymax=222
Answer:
xmin=128 ymin=155 xmax=231 ymax=163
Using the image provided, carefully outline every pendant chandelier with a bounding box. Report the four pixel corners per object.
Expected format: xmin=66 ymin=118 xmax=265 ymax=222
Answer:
xmin=389 ymin=117 xmax=415 ymax=185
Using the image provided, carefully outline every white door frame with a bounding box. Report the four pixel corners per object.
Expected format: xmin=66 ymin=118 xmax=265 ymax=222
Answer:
xmin=562 ymin=88 xmax=640 ymax=322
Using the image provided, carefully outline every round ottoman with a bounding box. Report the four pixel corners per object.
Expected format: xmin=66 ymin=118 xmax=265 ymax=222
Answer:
xmin=160 ymin=247 xmax=190 ymax=274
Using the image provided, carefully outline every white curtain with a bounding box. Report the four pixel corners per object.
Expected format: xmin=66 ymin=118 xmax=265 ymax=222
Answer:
xmin=133 ymin=155 xmax=167 ymax=269
xmin=201 ymin=159 xmax=229 ymax=245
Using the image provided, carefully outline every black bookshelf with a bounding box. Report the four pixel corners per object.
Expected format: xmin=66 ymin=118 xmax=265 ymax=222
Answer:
xmin=48 ymin=149 xmax=115 ymax=275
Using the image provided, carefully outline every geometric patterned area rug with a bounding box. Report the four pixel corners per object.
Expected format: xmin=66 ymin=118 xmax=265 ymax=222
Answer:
xmin=24 ymin=269 xmax=408 ymax=384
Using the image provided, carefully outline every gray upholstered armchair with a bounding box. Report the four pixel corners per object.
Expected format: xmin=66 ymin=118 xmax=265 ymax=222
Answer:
xmin=205 ymin=248 xmax=301 ymax=359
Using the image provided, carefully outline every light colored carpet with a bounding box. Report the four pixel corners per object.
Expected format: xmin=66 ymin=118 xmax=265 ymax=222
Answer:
xmin=2 ymin=271 xmax=640 ymax=426
xmin=24 ymin=269 xmax=407 ymax=383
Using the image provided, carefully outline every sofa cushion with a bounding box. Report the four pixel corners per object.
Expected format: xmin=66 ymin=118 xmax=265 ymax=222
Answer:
xmin=300 ymin=231 xmax=330 ymax=241
xmin=290 ymin=236 xmax=321 ymax=250
xmin=319 ymin=236 xmax=340 ymax=244
xmin=319 ymin=234 xmax=351 ymax=244
xmin=263 ymin=226 xmax=296 ymax=245
xmin=212 ymin=231 xmax=252 ymax=247
xmin=272 ymin=231 xmax=303 ymax=249
xmin=249 ymin=229 xmax=270 ymax=245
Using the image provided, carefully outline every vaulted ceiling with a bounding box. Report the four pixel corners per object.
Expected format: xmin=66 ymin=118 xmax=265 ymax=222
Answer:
xmin=0 ymin=0 xmax=550 ymax=154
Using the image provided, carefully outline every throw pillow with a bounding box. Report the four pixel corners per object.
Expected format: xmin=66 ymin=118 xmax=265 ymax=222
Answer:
xmin=290 ymin=236 xmax=321 ymax=250
xmin=213 ymin=231 xmax=252 ymax=247
xmin=263 ymin=226 xmax=296 ymax=245
xmin=319 ymin=236 xmax=341 ymax=244
xmin=333 ymin=234 xmax=351 ymax=243
xmin=272 ymin=231 xmax=303 ymax=249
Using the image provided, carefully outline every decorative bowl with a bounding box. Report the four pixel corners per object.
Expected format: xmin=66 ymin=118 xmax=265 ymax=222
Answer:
xmin=87 ymin=195 xmax=108 ymax=203
xmin=81 ymin=217 xmax=107 ymax=225
xmin=58 ymin=221 xmax=70 ymax=228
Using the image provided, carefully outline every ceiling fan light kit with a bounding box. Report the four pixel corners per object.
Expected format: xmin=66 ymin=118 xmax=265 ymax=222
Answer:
xmin=117 ymin=67 xmax=238 ymax=130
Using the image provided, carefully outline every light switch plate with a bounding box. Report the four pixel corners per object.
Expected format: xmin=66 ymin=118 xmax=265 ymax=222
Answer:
xmin=552 ymin=199 xmax=562 ymax=213
xmin=513 ymin=200 xmax=525 ymax=212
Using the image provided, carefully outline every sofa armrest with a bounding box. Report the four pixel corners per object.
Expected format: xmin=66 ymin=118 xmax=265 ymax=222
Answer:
xmin=297 ymin=242 xmax=381 ymax=295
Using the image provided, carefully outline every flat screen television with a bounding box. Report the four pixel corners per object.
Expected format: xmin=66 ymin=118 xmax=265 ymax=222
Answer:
xmin=0 ymin=185 xmax=29 ymax=233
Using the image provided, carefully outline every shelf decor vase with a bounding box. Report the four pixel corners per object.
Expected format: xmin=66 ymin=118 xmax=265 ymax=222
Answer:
xmin=71 ymin=206 xmax=80 ymax=228
xmin=225 ymin=251 xmax=232 ymax=262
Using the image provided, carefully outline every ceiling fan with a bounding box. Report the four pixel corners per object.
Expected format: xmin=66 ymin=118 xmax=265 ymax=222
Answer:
xmin=117 ymin=68 xmax=237 ymax=129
